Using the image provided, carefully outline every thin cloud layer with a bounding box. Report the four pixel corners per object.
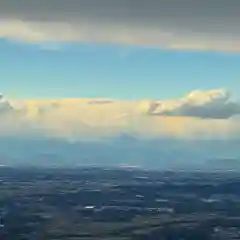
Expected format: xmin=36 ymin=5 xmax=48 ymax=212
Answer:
xmin=0 ymin=0 xmax=240 ymax=51
xmin=0 ymin=89 xmax=238 ymax=140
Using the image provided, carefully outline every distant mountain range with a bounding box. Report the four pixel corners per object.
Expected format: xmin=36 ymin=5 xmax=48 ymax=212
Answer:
xmin=0 ymin=135 xmax=239 ymax=170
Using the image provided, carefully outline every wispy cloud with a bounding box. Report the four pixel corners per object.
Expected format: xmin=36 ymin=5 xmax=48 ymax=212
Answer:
xmin=0 ymin=0 xmax=240 ymax=52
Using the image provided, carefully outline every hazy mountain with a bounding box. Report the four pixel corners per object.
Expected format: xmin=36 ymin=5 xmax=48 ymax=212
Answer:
xmin=0 ymin=135 xmax=239 ymax=170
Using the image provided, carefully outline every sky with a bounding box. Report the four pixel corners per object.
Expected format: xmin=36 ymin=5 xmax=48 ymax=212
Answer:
xmin=0 ymin=0 xmax=240 ymax=152
xmin=1 ymin=40 xmax=240 ymax=100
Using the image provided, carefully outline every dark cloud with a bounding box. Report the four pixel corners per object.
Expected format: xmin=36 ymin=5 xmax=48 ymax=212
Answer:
xmin=154 ymin=102 xmax=240 ymax=119
xmin=0 ymin=0 xmax=239 ymax=50
xmin=87 ymin=99 xmax=113 ymax=105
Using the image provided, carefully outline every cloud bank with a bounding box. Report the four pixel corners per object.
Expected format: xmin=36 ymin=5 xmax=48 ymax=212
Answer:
xmin=0 ymin=89 xmax=239 ymax=140
xmin=0 ymin=0 xmax=240 ymax=51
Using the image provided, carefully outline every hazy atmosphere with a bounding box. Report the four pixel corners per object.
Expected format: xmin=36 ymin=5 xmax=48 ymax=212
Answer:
xmin=0 ymin=0 xmax=239 ymax=167
xmin=2 ymin=2 xmax=240 ymax=239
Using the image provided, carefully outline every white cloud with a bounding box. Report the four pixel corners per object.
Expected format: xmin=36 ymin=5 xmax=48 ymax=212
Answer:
xmin=145 ymin=89 xmax=240 ymax=119
xmin=0 ymin=94 xmax=14 ymax=113
xmin=0 ymin=89 xmax=237 ymax=140
xmin=0 ymin=19 xmax=239 ymax=52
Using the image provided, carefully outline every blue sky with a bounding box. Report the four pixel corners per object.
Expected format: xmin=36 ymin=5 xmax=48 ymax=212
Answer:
xmin=1 ymin=39 xmax=240 ymax=100
xmin=0 ymin=0 xmax=240 ymax=166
